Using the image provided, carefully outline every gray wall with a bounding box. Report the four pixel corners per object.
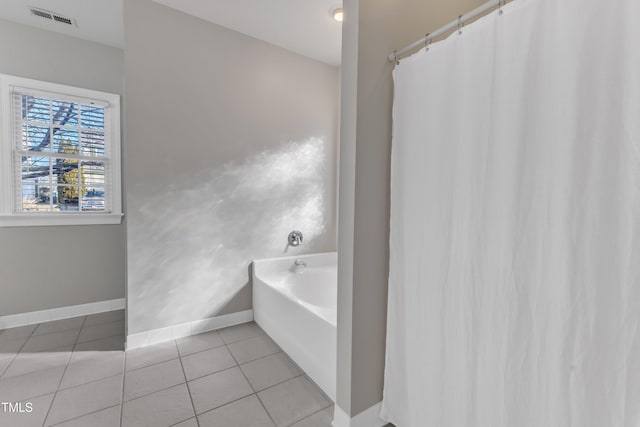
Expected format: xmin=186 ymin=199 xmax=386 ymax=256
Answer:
xmin=0 ymin=19 xmax=125 ymax=316
xmin=124 ymin=0 xmax=340 ymax=335
xmin=336 ymin=0 xmax=485 ymax=417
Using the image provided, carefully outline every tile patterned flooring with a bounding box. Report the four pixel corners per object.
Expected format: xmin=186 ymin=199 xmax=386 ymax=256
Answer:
xmin=0 ymin=311 xmax=334 ymax=426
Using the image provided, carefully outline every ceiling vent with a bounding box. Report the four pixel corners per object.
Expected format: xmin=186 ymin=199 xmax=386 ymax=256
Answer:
xmin=28 ymin=7 xmax=77 ymax=27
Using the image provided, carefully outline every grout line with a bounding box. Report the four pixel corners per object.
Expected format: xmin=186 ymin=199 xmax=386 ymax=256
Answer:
xmin=73 ymin=331 xmax=126 ymax=350
xmin=302 ymin=373 xmax=334 ymax=404
xmin=237 ymin=350 xmax=284 ymax=367
xmin=81 ymin=316 xmax=126 ymax=329
xmin=0 ymin=316 xmax=127 ymax=424
xmin=225 ymin=341 xmax=279 ymax=427
xmin=13 ymin=310 xmax=123 ymax=341
xmin=194 ymin=392 xmax=261 ymax=419
xmin=55 ymin=371 xmax=124 ymax=393
xmin=47 ymin=403 xmax=121 ymax=427
xmin=0 ymin=357 xmax=16 ymax=378
xmin=218 ymin=327 xmax=265 ymax=346
xmin=0 ymin=325 xmax=38 ymax=377
xmin=0 ymin=388 xmax=56 ymax=403
xmin=174 ymin=329 xmax=268 ymax=363
xmin=119 ymin=379 xmax=187 ymax=404
xmin=121 ymin=360 xmax=304 ymax=408
xmin=42 ymin=315 xmax=88 ymax=426
xmin=2 ymin=319 xmax=327 ymax=426
xmin=284 ymin=404 xmax=334 ymax=427
xmin=18 ymin=329 xmax=81 ymax=355
xmin=282 ymin=399 xmax=333 ymax=427
xmin=255 ymin=372 xmax=305 ymax=394
xmin=128 ymin=321 xmax=262 ymax=354
xmin=175 ymin=341 xmax=226 ymax=359
xmin=255 ymin=392 xmax=279 ymax=426
xmin=30 ymin=321 xmax=85 ymax=338
xmin=175 ymin=340 xmax=201 ymax=427
xmin=179 ymin=343 xmax=259 ymax=419
xmin=121 ymin=377 xmax=186 ymax=403
xmin=0 ymin=348 xmax=74 ymax=381
xmin=184 ymin=343 xmax=302 ymax=393
xmin=234 ymin=348 xmax=284 ymax=366
xmin=229 ymin=349 xmax=306 ymax=394
xmin=124 ymin=354 xmax=181 ymax=374
xmin=181 ymin=346 xmax=282 ymax=373
xmin=253 ymin=372 xmax=318 ymax=426
xmin=167 ymin=416 xmax=198 ymax=427
xmin=74 ymin=324 xmax=126 ymax=347
xmin=121 ymin=358 xmax=253 ymax=405
xmin=226 ymin=343 xmax=256 ymax=394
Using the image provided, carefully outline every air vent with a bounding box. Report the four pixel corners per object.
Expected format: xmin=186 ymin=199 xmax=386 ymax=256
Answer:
xmin=30 ymin=8 xmax=52 ymax=20
xmin=53 ymin=15 xmax=73 ymax=25
xmin=28 ymin=7 xmax=77 ymax=27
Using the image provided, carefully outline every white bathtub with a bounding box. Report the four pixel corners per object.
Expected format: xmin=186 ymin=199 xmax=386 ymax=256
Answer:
xmin=252 ymin=252 xmax=337 ymax=401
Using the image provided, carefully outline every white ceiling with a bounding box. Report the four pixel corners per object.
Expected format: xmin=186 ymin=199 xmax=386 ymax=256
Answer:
xmin=0 ymin=0 xmax=342 ymax=66
xmin=0 ymin=0 xmax=123 ymax=48
xmin=152 ymin=0 xmax=343 ymax=66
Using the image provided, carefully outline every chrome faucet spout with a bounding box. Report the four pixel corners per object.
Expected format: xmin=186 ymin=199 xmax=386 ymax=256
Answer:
xmin=292 ymin=258 xmax=307 ymax=273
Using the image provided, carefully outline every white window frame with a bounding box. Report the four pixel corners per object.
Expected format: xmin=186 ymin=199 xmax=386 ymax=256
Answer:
xmin=0 ymin=74 xmax=123 ymax=227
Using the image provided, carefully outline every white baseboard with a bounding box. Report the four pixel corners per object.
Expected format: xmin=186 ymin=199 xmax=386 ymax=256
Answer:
xmin=333 ymin=402 xmax=386 ymax=427
xmin=126 ymin=309 xmax=254 ymax=350
xmin=0 ymin=298 xmax=126 ymax=329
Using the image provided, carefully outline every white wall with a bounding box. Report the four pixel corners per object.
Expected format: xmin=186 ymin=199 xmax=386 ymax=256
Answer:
xmin=0 ymin=19 xmax=125 ymax=316
xmin=124 ymin=0 xmax=340 ymax=335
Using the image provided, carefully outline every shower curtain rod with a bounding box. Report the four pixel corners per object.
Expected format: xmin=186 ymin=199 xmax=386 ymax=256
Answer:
xmin=388 ymin=0 xmax=509 ymax=63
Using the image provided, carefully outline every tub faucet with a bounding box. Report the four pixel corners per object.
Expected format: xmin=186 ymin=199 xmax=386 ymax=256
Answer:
xmin=288 ymin=230 xmax=303 ymax=247
xmin=293 ymin=258 xmax=307 ymax=273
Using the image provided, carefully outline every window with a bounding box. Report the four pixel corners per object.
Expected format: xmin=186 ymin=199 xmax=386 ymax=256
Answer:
xmin=0 ymin=74 xmax=122 ymax=226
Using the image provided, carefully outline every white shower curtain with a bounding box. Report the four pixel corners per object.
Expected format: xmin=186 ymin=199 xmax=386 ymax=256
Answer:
xmin=382 ymin=0 xmax=640 ymax=426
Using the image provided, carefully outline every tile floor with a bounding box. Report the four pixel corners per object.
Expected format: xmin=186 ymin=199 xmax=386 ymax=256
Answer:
xmin=0 ymin=311 xmax=335 ymax=427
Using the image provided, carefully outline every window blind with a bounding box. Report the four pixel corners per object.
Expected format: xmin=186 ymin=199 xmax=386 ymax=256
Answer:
xmin=11 ymin=90 xmax=113 ymax=214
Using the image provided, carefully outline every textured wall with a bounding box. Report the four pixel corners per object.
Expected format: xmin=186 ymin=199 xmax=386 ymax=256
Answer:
xmin=124 ymin=0 xmax=340 ymax=334
xmin=0 ymin=19 xmax=125 ymax=316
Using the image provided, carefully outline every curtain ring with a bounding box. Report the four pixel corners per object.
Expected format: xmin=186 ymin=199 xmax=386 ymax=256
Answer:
xmin=394 ymin=50 xmax=400 ymax=65
xmin=424 ymin=34 xmax=431 ymax=52
xmin=499 ymin=0 xmax=506 ymax=15
xmin=457 ymin=15 xmax=464 ymax=35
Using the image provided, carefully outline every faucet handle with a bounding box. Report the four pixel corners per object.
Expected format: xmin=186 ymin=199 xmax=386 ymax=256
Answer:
xmin=288 ymin=230 xmax=303 ymax=247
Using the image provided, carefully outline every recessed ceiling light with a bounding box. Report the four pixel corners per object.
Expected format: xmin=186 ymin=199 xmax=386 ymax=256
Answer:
xmin=330 ymin=7 xmax=344 ymax=22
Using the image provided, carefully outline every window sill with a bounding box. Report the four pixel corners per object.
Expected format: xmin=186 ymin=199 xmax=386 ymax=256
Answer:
xmin=0 ymin=213 xmax=124 ymax=227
